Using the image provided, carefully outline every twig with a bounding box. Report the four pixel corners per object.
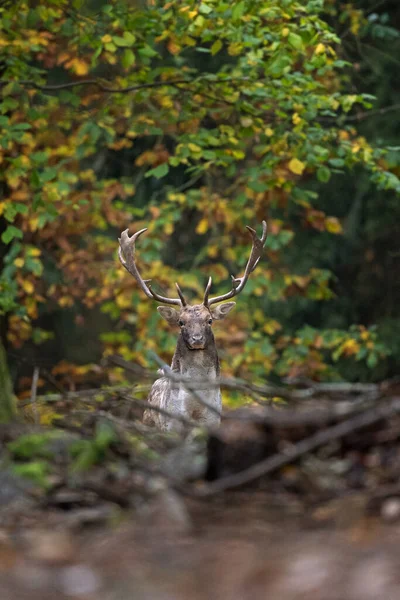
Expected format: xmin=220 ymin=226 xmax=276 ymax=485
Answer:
xmin=194 ymin=397 xmax=400 ymax=496
xmin=338 ymin=103 xmax=400 ymax=123
xmin=21 ymin=385 xmax=135 ymax=407
xmin=107 ymin=355 xmax=381 ymax=404
xmin=25 ymin=384 xmax=194 ymax=427
xmin=0 ymin=78 xmax=191 ymax=93
xmin=0 ymin=75 xmax=251 ymax=95
xmin=150 ymin=352 xmax=222 ymax=419
xmin=118 ymin=393 xmax=196 ymax=428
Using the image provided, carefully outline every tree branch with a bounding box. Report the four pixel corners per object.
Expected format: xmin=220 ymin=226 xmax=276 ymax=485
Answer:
xmin=0 ymin=75 xmax=250 ymax=95
xmin=0 ymin=78 xmax=192 ymax=93
xmin=195 ymin=396 xmax=400 ymax=496
xmin=341 ymin=103 xmax=400 ymax=122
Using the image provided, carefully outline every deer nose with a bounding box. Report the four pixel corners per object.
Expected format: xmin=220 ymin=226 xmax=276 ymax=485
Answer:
xmin=191 ymin=334 xmax=204 ymax=342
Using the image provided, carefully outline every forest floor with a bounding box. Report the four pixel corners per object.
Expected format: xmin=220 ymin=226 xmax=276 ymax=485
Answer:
xmin=1 ymin=489 xmax=400 ymax=600
xmin=1 ymin=386 xmax=400 ymax=599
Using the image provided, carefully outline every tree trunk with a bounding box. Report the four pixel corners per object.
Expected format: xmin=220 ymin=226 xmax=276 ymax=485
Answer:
xmin=0 ymin=337 xmax=16 ymax=422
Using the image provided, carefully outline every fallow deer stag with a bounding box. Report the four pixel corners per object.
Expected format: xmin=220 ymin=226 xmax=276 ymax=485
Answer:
xmin=118 ymin=221 xmax=267 ymax=431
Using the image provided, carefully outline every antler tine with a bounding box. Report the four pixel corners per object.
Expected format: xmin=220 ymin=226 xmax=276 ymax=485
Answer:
xmin=175 ymin=282 xmax=187 ymax=306
xmin=118 ymin=227 xmax=181 ymax=306
xmin=202 ymin=276 xmax=213 ymax=307
xmin=207 ymin=220 xmax=267 ymax=306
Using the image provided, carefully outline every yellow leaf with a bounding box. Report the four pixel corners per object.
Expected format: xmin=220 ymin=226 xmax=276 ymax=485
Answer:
xmin=282 ymin=27 xmax=289 ymax=37
xmin=116 ymin=294 xmax=131 ymax=309
xmin=188 ymin=143 xmax=202 ymax=153
xmin=0 ymin=202 xmax=5 ymax=216
xmin=59 ymin=296 xmax=73 ymax=308
xmin=292 ymin=112 xmax=301 ymax=125
xmin=263 ymin=319 xmax=281 ymax=335
xmin=315 ymin=43 xmax=326 ymax=55
xmin=340 ymin=339 xmax=360 ymax=356
xmin=228 ymin=43 xmax=242 ymax=56
xmin=67 ymin=58 xmax=89 ymax=76
xmin=265 ymin=127 xmax=274 ymax=137
xmin=164 ymin=222 xmax=174 ymax=235
xmin=325 ymin=217 xmax=342 ymax=234
xmin=183 ymin=35 xmax=196 ymax=46
xmin=101 ymin=34 xmax=112 ymax=43
xmin=207 ymin=245 xmax=218 ymax=258
xmin=21 ymin=280 xmax=34 ymax=294
xmin=196 ymin=218 xmax=208 ymax=235
xmin=14 ymin=258 xmax=24 ymax=267
xmin=288 ymin=158 xmax=305 ymax=175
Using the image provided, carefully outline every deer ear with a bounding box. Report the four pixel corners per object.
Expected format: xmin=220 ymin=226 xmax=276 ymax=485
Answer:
xmin=210 ymin=302 xmax=236 ymax=321
xmin=157 ymin=306 xmax=180 ymax=325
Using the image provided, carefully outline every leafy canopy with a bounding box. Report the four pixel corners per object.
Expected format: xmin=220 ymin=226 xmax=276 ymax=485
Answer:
xmin=0 ymin=0 xmax=398 ymax=398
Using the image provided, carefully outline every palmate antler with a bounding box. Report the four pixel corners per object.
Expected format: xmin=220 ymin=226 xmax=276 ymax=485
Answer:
xmin=118 ymin=221 xmax=267 ymax=307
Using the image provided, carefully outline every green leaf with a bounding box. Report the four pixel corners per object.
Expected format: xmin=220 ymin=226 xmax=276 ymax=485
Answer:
xmin=288 ymin=32 xmax=303 ymax=51
xmin=232 ymin=1 xmax=245 ymax=19
xmin=12 ymin=461 xmax=51 ymax=489
xmin=40 ymin=167 xmax=58 ymax=183
xmin=12 ymin=123 xmax=31 ymax=130
xmin=31 ymin=152 xmax=49 ymax=164
xmin=317 ymin=166 xmax=331 ymax=183
xmin=1 ymin=225 xmax=23 ymax=244
xmin=139 ymin=45 xmax=158 ymax=57
xmin=145 ymin=163 xmax=169 ymax=179
xmin=30 ymin=170 xmax=41 ymax=187
xmin=14 ymin=202 xmax=28 ymax=215
xmin=121 ymin=49 xmax=135 ymax=68
xmin=367 ymin=353 xmax=378 ymax=369
xmin=199 ymin=3 xmax=212 ymax=14
xmin=211 ymin=40 xmax=222 ymax=55
xmin=123 ymin=31 xmax=136 ymax=45
xmin=25 ymin=257 xmax=43 ymax=276
xmin=328 ymin=158 xmax=345 ymax=168
xmin=112 ymin=35 xmax=132 ymax=47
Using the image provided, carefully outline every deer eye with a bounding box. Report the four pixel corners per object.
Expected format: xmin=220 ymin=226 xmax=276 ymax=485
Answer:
xmin=179 ymin=320 xmax=184 ymax=327
xmin=208 ymin=319 xmax=212 ymax=325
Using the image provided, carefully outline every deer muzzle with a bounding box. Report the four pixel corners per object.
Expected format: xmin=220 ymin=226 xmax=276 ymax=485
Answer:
xmin=189 ymin=334 xmax=206 ymax=350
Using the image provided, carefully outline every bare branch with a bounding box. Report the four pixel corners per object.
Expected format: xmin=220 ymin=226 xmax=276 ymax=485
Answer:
xmin=150 ymin=352 xmax=222 ymax=419
xmin=195 ymin=397 xmax=400 ymax=496
xmin=0 ymin=78 xmax=191 ymax=93
xmin=119 ymin=393 xmax=195 ymax=428
xmin=0 ymin=75 xmax=251 ymax=95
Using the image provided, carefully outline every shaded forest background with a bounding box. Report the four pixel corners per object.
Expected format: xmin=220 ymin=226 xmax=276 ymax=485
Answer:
xmin=1 ymin=0 xmax=400 ymax=415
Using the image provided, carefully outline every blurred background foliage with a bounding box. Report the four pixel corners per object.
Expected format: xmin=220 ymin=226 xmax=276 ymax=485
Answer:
xmin=0 ymin=0 xmax=399 ymax=410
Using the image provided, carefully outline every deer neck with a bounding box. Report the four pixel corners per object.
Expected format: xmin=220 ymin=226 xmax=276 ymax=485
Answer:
xmin=172 ymin=332 xmax=220 ymax=378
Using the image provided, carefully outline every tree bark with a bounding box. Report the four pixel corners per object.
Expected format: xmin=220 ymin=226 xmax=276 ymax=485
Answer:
xmin=0 ymin=337 xmax=16 ymax=422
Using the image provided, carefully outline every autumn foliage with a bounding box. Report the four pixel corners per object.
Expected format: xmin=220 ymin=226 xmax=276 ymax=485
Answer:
xmin=0 ymin=0 xmax=398 ymax=403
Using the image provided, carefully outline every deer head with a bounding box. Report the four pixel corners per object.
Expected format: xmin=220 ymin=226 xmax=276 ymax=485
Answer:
xmin=118 ymin=221 xmax=267 ymax=351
